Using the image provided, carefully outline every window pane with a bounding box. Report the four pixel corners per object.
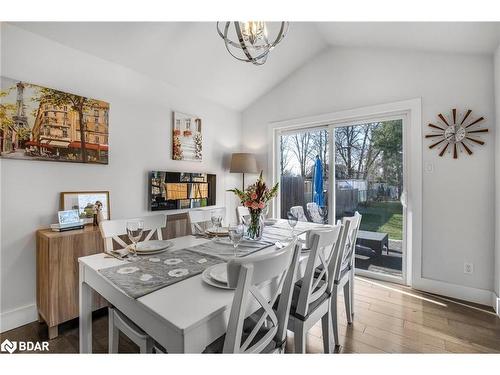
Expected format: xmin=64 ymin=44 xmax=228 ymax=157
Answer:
xmin=335 ymin=119 xmax=403 ymax=278
xmin=279 ymin=128 xmax=329 ymax=223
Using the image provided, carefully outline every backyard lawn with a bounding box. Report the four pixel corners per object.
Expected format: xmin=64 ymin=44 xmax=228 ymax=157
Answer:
xmin=357 ymin=201 xmax=403 ymax=240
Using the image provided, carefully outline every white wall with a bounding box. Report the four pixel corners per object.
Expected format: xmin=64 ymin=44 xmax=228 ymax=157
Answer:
xmin=495 ymin=45 xmax=500 ymax=310
xmin=242 ymin=47 xmax=496 ymax=299
xmin=0 ymin=24 xmax=242 ymax=330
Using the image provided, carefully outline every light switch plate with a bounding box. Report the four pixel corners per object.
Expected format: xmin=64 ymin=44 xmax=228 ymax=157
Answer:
xmin=424 ymin=162 xmax=434 ymax=173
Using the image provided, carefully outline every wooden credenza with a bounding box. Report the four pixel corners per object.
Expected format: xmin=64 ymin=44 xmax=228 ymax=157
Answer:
xmin=36 ymin=226 xmax=107 ymax=339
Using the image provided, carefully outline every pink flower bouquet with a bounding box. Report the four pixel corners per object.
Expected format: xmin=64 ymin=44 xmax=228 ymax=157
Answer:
xmin=228 ymin=171 xmax=279 ymax=240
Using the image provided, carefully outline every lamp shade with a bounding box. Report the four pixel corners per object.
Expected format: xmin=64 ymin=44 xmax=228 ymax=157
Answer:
xmin=229 ymin=153 xmax=258 ymax=173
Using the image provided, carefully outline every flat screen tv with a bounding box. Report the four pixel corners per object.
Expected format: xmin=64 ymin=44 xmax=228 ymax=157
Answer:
xmin=149 ymin=171 xmax=216 ymax=211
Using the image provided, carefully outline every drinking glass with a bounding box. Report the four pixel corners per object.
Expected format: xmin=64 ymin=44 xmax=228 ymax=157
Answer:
xmin=210 ymin=212 xmax=223 ymax=242
xmin=287 ymin=211 xmax=298 ymax=238
xmin=228 ymin=224 xmax=244 ymax=256
xmin=126 ymin=220 xmax=144 ymax=259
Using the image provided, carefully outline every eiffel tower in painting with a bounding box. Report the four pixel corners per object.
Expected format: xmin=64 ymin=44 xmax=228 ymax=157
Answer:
xmin=12 ymin=81 xmax=29 ymax=149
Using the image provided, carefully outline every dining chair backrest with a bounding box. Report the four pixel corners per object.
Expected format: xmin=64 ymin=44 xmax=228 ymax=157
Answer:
xmin=188 ymin=207 xmax=226 ymax=235
xmin=340 ymin=212 xmax=362 ymax=271
xmin=223 ymin=240 xmax=298 ymax=354
xmin=99 ymin=214 xmax=167 ymax=252
xmin=295 ymin=225 xmax=342 ymax=318
xmin=236 ymin=206 xmax=250 ymax=224
xmin=290 ymin=206 xmax=308 ymax=222
xmin=306 ymin=202 xmax=324 ymax=224
xmin=327 ymin=212 xmax=361 ymax=287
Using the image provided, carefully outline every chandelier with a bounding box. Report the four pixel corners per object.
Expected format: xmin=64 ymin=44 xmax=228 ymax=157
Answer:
xmin=217 ymin=21 xmax=289 ymax=66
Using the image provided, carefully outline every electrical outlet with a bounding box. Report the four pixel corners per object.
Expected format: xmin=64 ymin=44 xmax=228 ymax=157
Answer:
xmin=464 ymin=262 xmax=474 ymax=275
xmin=424 ymin=162 xmax=434 ymax=173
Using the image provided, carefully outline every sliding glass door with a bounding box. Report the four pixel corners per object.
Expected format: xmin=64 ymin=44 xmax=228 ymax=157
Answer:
xmin=276 ymin=117 xmax=407 ymax=284
xmin=278 ymin=127 xmax=329 ymax=223
xmin=334 ymin=119 xmax=405 ymax=282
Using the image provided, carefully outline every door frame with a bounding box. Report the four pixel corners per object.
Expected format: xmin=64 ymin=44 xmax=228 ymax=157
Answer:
xmin=268 ymin=99 xmax=422 ymax=287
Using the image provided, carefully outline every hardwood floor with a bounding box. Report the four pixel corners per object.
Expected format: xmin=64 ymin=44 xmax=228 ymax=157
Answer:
xmin=2 ymin=276 xmax=499 ymax=354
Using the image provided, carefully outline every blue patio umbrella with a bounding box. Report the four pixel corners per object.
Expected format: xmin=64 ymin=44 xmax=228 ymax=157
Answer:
xmin=312 ymin=156 xmax=324 ymax=206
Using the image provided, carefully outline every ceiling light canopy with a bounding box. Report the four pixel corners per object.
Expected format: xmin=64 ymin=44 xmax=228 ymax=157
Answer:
xmin=217 ymin=21 xmax=289 ymax=66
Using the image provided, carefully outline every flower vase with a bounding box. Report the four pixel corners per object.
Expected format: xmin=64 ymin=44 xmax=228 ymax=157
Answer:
xmin=245 ymin=209 xmax=264 ymax=241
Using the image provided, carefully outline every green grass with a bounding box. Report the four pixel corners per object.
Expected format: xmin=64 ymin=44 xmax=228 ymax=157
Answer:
xmin=357 ymin=201 xmax=403 ymax=240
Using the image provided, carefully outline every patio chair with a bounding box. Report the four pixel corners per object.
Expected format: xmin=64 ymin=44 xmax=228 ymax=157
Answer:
xmin=306 ymin=202 xmax=325 ymax=224
xmin=290 ymin=205 xmax=309 ymax=222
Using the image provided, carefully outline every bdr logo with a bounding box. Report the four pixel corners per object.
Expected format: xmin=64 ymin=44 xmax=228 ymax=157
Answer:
xmin=1 ymin=339 xmax=49 ymax=353
xmin=1 ymin=339 xmax=17 ymax=353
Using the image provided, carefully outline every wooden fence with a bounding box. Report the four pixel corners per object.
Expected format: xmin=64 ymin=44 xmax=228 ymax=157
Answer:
xmin=280 ymin=176 xmax=305 ymax=219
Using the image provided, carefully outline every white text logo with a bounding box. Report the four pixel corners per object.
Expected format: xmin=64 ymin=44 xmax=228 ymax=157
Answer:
xmin=1 ymin=339 xmax=49 ymax=353
xmin=1 ymin=339 xmax=17 ymax=354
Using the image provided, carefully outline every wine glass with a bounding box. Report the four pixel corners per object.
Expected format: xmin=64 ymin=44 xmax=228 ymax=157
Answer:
xmin=210 ymin=211 xmax=223 ymax=241
xmin=228 ymin=224 xmax=244 ymax=256
xmin=287 ymin=211 xmax=298 ymax=239
xmin=126 ymin=220 xmax=144 ymax=259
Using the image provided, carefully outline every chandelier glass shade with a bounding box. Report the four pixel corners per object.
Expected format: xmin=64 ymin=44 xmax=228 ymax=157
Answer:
xmin=217 ymin=21 xmax=289 ymax=65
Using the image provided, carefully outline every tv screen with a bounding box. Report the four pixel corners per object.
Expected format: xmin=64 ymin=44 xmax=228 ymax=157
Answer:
xmin=149 ymin=171 xmax=216 ymax=211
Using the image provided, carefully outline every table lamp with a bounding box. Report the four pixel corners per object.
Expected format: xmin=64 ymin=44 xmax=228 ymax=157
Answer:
xmin=229 ymin=153 xmax=258 ymax=190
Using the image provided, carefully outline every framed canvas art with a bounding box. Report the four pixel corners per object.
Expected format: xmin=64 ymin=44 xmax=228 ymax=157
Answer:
xmin=0 ymin=76 xmax=109 ymax=164
xmin=60 ymin=191 xmax=110 ymax=224
xmin=172 ymin=111 xmax=202 ymax=161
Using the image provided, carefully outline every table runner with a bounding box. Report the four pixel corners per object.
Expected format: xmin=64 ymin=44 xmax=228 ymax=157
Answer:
xmin=99 ymin=237 xmax=275 ymax=299
xmin=99 ymin=249 xmax=222 ymax=299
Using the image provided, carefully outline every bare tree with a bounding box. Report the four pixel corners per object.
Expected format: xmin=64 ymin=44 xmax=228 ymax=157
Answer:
xmin=279 ymin=136 xmax=291 ymax=175
xmin=290 ymin=132 xmax=313 ymax=177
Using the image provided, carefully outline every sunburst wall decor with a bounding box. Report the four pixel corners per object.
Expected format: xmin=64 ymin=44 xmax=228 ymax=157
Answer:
xmin=425 ymin=108 xmax=488 ymax=159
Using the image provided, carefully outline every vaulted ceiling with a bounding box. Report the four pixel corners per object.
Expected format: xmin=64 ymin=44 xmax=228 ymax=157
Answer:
xmin=11 ymin=22 xmax=500 ymax=111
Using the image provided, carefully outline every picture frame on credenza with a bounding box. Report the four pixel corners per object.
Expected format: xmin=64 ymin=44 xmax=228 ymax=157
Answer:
xmin=60 ymin=191 xmax=110 ymax=225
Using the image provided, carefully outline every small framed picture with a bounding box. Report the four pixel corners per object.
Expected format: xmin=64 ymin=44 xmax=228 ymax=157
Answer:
xmin=57 ymin=209 xmax=81 ymax=225
xmin=60 ymin=191 xmax=110 ymax=224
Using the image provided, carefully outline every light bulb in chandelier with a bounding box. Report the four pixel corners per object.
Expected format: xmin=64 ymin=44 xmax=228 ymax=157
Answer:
xmin=217 ymin=21 xmax=289 ymax=65
xmin=240 ymin=21 xmax=267 ymax=46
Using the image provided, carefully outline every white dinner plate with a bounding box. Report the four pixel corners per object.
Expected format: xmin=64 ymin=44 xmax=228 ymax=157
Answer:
xmin=135 ymin=240 xmax=173 ymax=253
xmin=201 ymin=265 xmax=234 ymax=290
xmin=209 ymin=263 xmax=228 ymax=284
xmin=205 ymin=227 xmax=229 ymax=237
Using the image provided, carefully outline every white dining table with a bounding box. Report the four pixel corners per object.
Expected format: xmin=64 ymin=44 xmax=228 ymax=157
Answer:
xmin=78 ymin=220 xmax=325 ymax=353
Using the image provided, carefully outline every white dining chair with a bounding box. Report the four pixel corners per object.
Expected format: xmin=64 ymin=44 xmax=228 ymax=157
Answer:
xmin=290 ymin=205 xmax=309 ymax=222
xmin=99 ymin=214 xmax=167 ymax=353
xmin=99 ymin=214 xmax=167 ymax=252
xmin=204 ymin=239 xmax=301 ymax=353
xmin=329 ymin=212 xmax=362 ymax=349
xmin=284 ymin=225 xmax=342 ymax=353
xmin=236 ymin=206 xmax=250 ymax=224
xmin=188 ymin=207 xmax=226 ymax=235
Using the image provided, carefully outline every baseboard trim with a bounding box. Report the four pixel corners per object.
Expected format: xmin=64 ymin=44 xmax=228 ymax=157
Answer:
xmin=493 ymin=293 xmax=500 ymax=317
xmin=413 ymin=277 xmax=494 ymax=307
xmin=0 ymin=304 xmax=38 ymax=333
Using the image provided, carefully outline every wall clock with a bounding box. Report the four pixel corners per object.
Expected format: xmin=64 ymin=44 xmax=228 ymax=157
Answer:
xmin=425 ymin=108 xmax=488 ymax=159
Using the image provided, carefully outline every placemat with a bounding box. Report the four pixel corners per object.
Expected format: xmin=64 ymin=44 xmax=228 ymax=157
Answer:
xmin=186 ymin=238 xmax=274 ymax=258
